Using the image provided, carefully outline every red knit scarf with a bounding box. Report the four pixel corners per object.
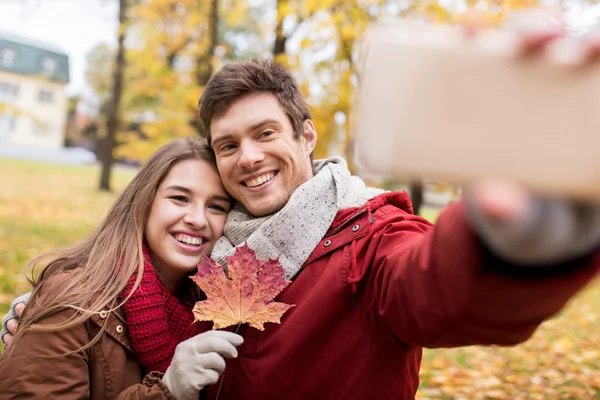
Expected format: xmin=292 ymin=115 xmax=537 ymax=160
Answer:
xmin=121 ymin=245 xmax=212 ymax=373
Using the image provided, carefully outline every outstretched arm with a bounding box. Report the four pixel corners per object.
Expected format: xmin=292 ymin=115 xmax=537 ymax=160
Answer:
xmin=368 ymin=194 xmax=600 ymax=348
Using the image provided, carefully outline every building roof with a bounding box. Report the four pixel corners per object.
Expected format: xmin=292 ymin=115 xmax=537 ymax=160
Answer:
xmin=0 ymin=32 xmax=69 ymax=84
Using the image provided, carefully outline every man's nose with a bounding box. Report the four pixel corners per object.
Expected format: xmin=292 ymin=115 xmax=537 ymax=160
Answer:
xmin=238 ymin=141 xmax=265 ymax=169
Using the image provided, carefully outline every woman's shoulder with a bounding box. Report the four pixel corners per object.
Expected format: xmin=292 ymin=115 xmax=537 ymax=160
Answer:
xmin=33 ymin=271 xmax=127 ymax=330
xmin=40 ymin=269 xmax=77 ymax=288
xmin=25 ymin=270 xmax=92 ymax=321
xmin=31 ymin=270 xmax=77 ymax=303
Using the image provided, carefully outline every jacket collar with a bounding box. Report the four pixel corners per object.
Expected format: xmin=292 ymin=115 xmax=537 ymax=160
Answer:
xmin=90 ymin=308 xmax=133 ymax=354
xmin=327 ymin=191 xmax=413 ymax=235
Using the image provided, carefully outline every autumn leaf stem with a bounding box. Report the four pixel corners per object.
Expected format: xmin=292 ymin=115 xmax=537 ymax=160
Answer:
xmin=214 ymin=323 xmax=242 ymax=400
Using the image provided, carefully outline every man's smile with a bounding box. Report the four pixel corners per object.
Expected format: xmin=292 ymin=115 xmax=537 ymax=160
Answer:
xmin=241 ymin=171 xmax=278 ymax=188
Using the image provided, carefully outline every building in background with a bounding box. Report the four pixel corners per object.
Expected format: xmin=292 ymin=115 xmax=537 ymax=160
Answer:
xmin=0 ymin=33 xmax=69 ymax=149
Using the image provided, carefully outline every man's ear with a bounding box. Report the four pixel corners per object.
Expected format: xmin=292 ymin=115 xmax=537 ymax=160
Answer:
xmin=302 ymin=119 xmax=317 ymax=155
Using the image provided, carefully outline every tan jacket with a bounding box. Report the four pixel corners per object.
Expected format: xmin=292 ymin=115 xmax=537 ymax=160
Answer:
xmin=0 ymin=276 xmax=175 ymax=399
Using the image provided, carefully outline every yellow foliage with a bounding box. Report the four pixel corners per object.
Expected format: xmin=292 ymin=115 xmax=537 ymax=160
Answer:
xmin=100 ymin=0 xmax=579 ymax=166
xmin=111 ymin=0 xmax=218 ymax=162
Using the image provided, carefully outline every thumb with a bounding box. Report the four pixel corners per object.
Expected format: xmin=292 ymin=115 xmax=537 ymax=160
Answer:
xmin=466 ymin=180 xmax=532 ymax=223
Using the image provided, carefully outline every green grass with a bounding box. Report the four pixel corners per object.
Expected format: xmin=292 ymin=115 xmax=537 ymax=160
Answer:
xmin=0 ymin=159 xmax=599 ymax=399
xmin=0 ymin=159 xmax=136 ymax=349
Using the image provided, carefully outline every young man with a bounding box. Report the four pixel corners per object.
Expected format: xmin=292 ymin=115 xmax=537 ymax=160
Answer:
xmin=187 ymin=58 xmax=600 ymax=399
xmin=4 ymin=28 xmax=600 ymax=400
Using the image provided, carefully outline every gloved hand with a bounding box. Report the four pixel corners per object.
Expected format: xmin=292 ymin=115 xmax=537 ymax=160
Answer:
xmin=1 ymin=292 xmax=31 ymax=349
xmin=465 ymin=181 xmax=600 ymax=265
xmin=461 ymin=9 xmax=600 ymax=265
xmin=162 ymin=330 xmax=244 ymax=400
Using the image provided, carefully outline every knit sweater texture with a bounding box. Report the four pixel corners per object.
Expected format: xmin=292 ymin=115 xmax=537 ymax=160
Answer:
xmin=121 ymin=246 xmax=211 ymax=373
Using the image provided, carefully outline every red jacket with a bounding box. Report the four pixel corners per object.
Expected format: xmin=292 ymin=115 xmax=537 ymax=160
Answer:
xmin=205 ymin=192 xmax=599 ymax=400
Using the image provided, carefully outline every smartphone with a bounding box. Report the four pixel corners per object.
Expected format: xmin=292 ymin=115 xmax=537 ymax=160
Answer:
xmin=351 ymin=21 xmax=600 ymax=201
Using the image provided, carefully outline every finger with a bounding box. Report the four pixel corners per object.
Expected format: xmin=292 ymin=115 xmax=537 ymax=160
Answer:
xmin=3 ymin=333 xmax=13 ymax=347
xmin=504 ymin=8 xmax=565 ymax=55
xmin=571 ymin=28 xmax=600 ymax=65
xmin=458 ymin=11 xmax=493 ymax=38
xmin=200 ymin=352 xmax=227 ymax=375
xmin=517 ymin=30 xmax=564 ymax=55
xmin=194 ymin=337 xmax=239 ymax=359
xmin=14 ymin=303 xmax=25 ymax=317
xmin=201 ymin=369 xmax=220 ymax=387
xmin=467 ymin=180 xmax=532 ymax=222
xmin=7 ymin=319 xmax=18 ymax=335
xmin=198 ymin=330 xmax=244 ymax=347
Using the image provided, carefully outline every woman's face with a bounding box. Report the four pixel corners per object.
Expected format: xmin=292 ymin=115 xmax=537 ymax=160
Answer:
xmin=145 ymin=159 xmax=230 ymax=290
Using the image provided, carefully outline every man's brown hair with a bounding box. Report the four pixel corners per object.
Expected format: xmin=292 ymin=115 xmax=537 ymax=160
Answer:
xmin=198 ymin=58 xmax=312 ymax=145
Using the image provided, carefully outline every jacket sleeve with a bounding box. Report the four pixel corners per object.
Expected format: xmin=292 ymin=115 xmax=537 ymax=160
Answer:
xmin=0 ymin=308 xmax=92 ymax=399
xmin=116 ymin=372 xmax=176 ymax=399
xmin=367 ymin=200 xmax=600 ymax=348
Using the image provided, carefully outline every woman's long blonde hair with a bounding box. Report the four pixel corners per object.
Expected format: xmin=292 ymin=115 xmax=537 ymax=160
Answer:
xmin=7 ymin=137 xmax=218 ymax=355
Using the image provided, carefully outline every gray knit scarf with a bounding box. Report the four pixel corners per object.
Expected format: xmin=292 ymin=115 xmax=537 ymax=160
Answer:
xmin=210 ymin=157 xmax=386 ymax=280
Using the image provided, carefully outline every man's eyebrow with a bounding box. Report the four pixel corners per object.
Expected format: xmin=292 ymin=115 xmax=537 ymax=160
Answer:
xmin=211 ymin=133 xmax=235 ymax=147
xmin=211 ymin=118 xmax=282 ymax=147
xmin=164 ymin=185 xmax=192 ymax=194
xmin=249 ymin=118 xmax=281 ymax=131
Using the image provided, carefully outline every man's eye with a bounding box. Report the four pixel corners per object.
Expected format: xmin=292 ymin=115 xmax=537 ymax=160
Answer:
xmin=170 ymin=195 xmax=189 ymax=203
xmin=260 ymin=130 xmax=275 ymax=138
xmin=220 ymin=143 xmax=237 ymax=152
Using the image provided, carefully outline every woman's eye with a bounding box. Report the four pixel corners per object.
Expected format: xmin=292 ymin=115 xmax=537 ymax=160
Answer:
xmin=209 ymin=204 xmax=228 ymax=213
xmin=170 ymin=195 xmax=189 ymax=203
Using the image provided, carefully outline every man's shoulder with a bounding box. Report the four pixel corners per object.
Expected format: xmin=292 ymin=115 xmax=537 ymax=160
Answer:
xmin=369 ymin=192 xmax=437 ymax=230
xmin=330 ymin=191 xmax=420 ymax=232
xmin=368 ymin=191 xmax=414 ymax=215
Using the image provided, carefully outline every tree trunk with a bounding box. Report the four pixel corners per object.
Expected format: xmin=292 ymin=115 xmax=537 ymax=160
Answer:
xmin=194 ymin=0 xmax=218 ymax=86
xmin=99 ymin=0 xmax=128 ymax=191
xmin=273 ymin=0 xmax=288 ymax=56
xmin=190 ymin=0 xmax=219 ymax=135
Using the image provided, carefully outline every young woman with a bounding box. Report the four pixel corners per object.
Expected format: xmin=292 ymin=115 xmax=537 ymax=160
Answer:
xmin=0 ymin=138 xmax=243 ymax=399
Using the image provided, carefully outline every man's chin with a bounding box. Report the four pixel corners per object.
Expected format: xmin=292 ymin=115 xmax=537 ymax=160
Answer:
xmin=244 ymin=199 xmax=287 ymax=217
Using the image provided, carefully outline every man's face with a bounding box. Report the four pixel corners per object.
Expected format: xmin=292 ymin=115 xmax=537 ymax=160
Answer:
xmin=210 ymin=93 xmax=316 ymax=217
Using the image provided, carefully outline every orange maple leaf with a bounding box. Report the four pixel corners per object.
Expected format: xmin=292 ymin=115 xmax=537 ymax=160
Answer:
xmin=190 ymin=243 xmax=294 ymax=331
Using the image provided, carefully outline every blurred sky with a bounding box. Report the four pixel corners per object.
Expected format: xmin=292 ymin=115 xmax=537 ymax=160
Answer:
xmin=0 ymin=0 xmax=599 ymax=99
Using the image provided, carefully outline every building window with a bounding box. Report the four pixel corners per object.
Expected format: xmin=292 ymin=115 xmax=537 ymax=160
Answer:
xmin=1 ymin=48 xmax=15 ymax=66
xmin=38 ymin=89 xmax=53 ymax=103
xmin=41 ymin=57 xmax=57 ymax=75
xmin=0 ymin=82 xmax=19 ymax=101
xmin=0 ymin=114 xmax=16 ymax=137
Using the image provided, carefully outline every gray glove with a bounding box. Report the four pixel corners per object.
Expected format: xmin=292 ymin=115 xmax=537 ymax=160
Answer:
xmin=1 ymin=292 xmax=31 ymax=349
xmin=163 ymin=330 xmax=244 ymax=400
xmin=466 ymin=196 xmax=600 ymax=265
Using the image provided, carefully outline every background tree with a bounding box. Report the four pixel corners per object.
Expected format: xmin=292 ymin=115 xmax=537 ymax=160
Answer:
xmin=98 ymin=0 xmax=129 ymax=191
